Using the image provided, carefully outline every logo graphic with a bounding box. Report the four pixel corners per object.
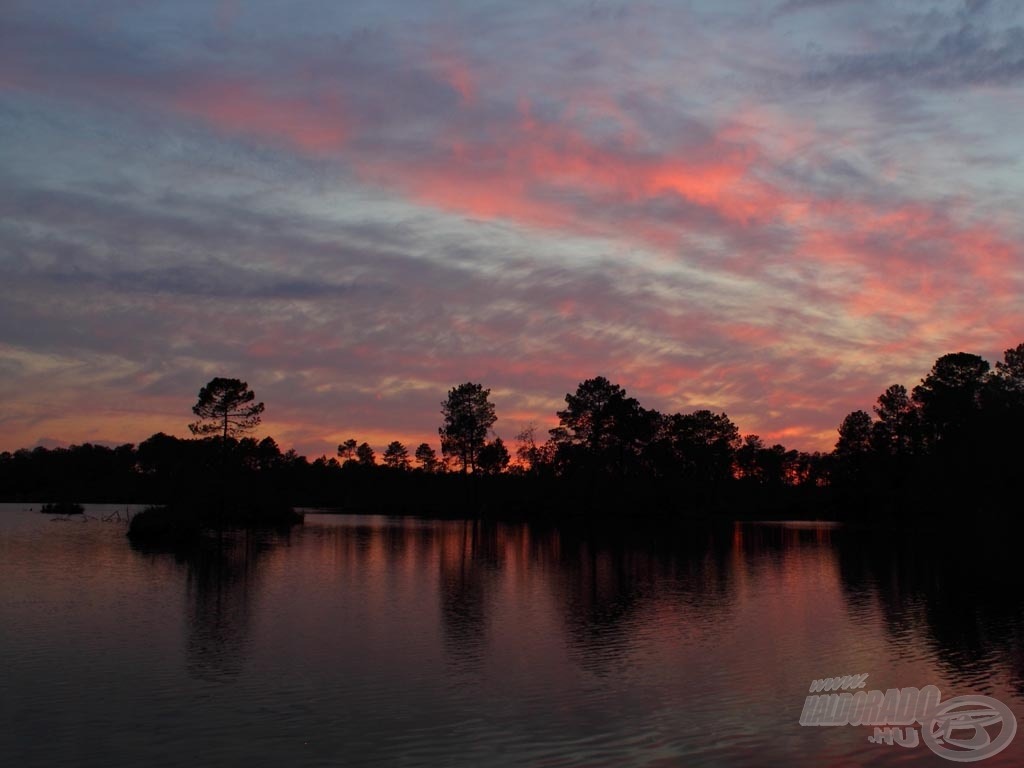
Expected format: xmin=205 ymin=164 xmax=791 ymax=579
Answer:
xmin=921 ymin=695 xmax=1017 ymax=763
xmin=799 ymin=674 xmax=1017 ymax=762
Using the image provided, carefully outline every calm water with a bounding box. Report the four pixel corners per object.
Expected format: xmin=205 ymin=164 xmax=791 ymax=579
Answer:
xmin=2 ymin=504 xmax=1022 ymax=767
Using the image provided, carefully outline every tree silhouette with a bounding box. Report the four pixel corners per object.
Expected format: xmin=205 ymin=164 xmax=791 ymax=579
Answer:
xmin=912 ymin=352 xmax=989 ymax=445
xmin=835 ymin=411 xmax=872 ymax=458
xmin=439 ymin=382 xmax=497 ymax=473
xmin=980 ymin=343 xmax=1024 ymax=498
xmin=995 ymin=343 xmax=1024 ymax=391
xmin=189 ymin=378 xmax=264 ymax=441
xmin=383 ymin=441 xmax=411 ymax=470
xmin=985 ymin=342 xmax=1024 ymax=411
xmin=550 ymin=377 xmax=650 ymax=477
xmin=653 ymin=410 xmax=740 ymax=483
xmin=355 ymin=442 xmax=376 ymax=467
xmin=337 ymin=438 xmax=358 ymax=464
xmin=11 ymin=338 xmax=1024 ymax=520
xmin=514 ymin=424 xmax=554 ymax=474
xmin=414 ymin=442 xmax=441 ymax=473
xmin=870 ymin=384 xmax=921 ymax=456
xmin=733 ymin=434 xmax=800 ymax=486
xmin=477 ymin=438 xmax=510 ymax=475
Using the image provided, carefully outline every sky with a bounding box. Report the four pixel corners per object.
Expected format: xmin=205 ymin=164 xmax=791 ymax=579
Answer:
xmin=2 ymin=0 xmax=1023 ymax=459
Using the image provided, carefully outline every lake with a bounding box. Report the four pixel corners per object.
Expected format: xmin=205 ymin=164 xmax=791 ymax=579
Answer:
xmin=2 ymin=504 xmax=1021 ymax=766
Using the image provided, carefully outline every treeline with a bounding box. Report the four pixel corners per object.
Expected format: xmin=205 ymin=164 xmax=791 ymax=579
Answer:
xmin=830 ymin=344 xmax=1024 ymax=515
xmin=0 ymin=429 xmax=818 ymax=517
xmin=0 ymin=376 xmax=828 ymax=516
xmin=0 ymin=433 xmax=455 ymax=512
xmin=501 ymin=375 xmax=829 ymax=514
xmin=2 ymin=342 xmax=1022 ymax=519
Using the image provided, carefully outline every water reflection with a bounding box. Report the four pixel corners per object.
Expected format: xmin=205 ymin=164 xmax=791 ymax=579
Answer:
xmin=548 ymin=525 xmax=738 ymax=674
xmin=12 ymin=506 xmax=1020 ymax=767
xmin=184 ymin=534 xmax=264 ymax=682
xmin=438 ymin=520 xmax=500 ymax=666
xmin=834 ymin=524 xmax=1024 ymax=698
xmin=130 ymin=529 xmax=296 ymax=682
xmin=148 ymin=516 xmax=1024 ymax=702
xmin=430 ymin=520 xmax=745 ymax=674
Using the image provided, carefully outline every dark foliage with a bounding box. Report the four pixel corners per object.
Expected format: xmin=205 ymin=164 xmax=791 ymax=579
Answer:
xmin=4 ymin=343 xmax=1023 ymax=522
xmin=127 ymin=501 xmax=303 ymax=551
xmin=439 ymin=382 xmax=497 ymax=474
xmin=189 ymin=377 xmax=265 ymax=441
xmin=829 ymin=343 xmax=1024 ymax=518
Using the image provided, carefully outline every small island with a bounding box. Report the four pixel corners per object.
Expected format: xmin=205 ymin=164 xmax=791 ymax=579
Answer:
xmin=126 ymin=501 xmax=303 ymax=549
xmin=39 ymin=502 xmax=85 ymax=515
xmin=125 ymin=378 xmax=305 ymax=549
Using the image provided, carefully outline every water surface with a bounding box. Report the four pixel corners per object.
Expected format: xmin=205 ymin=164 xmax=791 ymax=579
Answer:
xmin=2 ymin=505 xmax=1021 ymax=766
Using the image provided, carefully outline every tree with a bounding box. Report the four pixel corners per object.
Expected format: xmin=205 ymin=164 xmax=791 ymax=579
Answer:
xmin=835 ymin=410 xmax=873 ymax=458
xmin=984 ymin=342 xmax=1024 ymax=411
xmin=414 ymin=442 xmax=441 ymax=473
xmin=994 ymin=342 xmax=1024 ymax=393
xmin=912 ymin=352 xmax=989 ymax=444
xmin=477 ymin=438 xmax=510 ymax=475
xmin=514 ymin=424 xmax=554 ymax=474
xmin=355 ymin=442 xmax=376 ymax=467
xmin=439 ymin=382 xmax=498 ymax=473
xmin=383 ymin=441 xmax=411 ymax=470
xmin=549 ymin=377 xmax=651 ymax=477
xmin=653 ymin=410 xmax=740 ymax=483
xmin=870 ymin=384 xmax=921 ymax=456
xmin=189 ymin=377 xmax=264 ymax=441
xmin=253 ymin=436 xmax=283 ymax=471
xmin=337 ymin=438 xmax=358 ymax=464
xmin=734 ymin=434 xmax=763 ymax=482
xmin=980 ymin=342 xmax=1024 ymax=492
xmin=831 ymin=410 xmax=874 ymax=490
xmin=733 ymin=434 xmax=803 ymax=487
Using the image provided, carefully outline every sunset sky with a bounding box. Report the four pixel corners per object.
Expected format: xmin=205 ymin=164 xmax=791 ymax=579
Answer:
xmin=2 ymin=0 xmax=1023 ymax=458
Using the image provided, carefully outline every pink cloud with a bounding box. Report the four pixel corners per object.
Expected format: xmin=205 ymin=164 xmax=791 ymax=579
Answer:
xmin=354 ymin=104 xmax=774 ymax=247
xmin=429 ymin=50 xmax=477 ymax=105
xmin=170 ymin=80 xmax=349 ymax=153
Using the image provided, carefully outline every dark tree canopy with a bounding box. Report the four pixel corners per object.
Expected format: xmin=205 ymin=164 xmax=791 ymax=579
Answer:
xmin=356 ymin=442 xmax=376 ymax=467
xmin=439 ymin=382 xmax=498 ymax=473
xmin=189 ymin=378 xmax=265 ymax=441
xmin=912 ymin=352 xmax=989 ymax=443
xmin=733 ymin=435 xmax=764 ymax=481
xmin=9 ymin=341 xmax=1024 ymax=520
xmin=383 ymin=441 xmax=411 ymax=470
xmin=414 ymin=442 xmax=441 ymax=473
xmin=337 ymin=438 xmax=358 ymax=463
xmin=986 ymin=343 xmax=1024 ymax=410
xmin=733 ymin=434 xmax=800 ymax=486
xmin=870 ymin=384 xmax=921 ymax=456
xmin=552 ymin=377 xmax=640 ymax=451
xmin=477 ymin=437 xmax=510 ymax=475
xmin=822 ymin=345 xmax=1024 ymax=513
xmin=514 ymin=424 xmax=554 ymax=474
xmin=835 ymin=410 xmax=872 ymax=458
xmin=994 ymin=343 xmax=1024 ymax=390
xmin=653 ymin=410 xmax=740 ymax=482
xmin=550 ymin=377 xmax=651 ymax=476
